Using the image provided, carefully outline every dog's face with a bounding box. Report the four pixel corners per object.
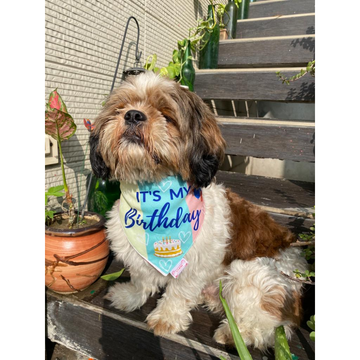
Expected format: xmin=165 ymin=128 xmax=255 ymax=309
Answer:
xmin=90 ymin=71 xmax=225 ymax=187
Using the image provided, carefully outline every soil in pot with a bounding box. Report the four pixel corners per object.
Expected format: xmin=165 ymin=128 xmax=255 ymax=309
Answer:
xmin=48 ymin=214 xmax=99 ymax=230
xmin=45 ymin=212 xmax=109 ymax=294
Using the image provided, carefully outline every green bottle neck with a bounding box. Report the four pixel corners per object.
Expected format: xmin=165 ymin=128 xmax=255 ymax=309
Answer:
xmin=183 ymin=41 xmax=192 ymax=65
xmin=207 ymin=5 xmax=215 ymax=19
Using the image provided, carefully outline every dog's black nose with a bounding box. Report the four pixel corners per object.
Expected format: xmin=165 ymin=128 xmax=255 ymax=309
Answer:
xmin=124 ymin=110 xmax=147 ymax=124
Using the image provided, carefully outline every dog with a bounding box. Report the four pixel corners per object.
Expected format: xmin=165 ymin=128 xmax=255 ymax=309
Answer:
xmin=89 ymin=71 xmax=308 ymax=351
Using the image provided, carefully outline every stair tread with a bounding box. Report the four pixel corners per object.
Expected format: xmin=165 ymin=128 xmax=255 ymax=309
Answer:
xmin=196 ymin=67 xmax=307 ymax=73
xmin=217 ymin=116 xmax=315 ymax=127
xmin=238 ymin=12 xmax=315 ymax=23
xmin=194 ymin=69 xmax=315 ymax=102
xmin=221 ymin=34 xmax=315 ymax=43
xmin=236 ymin=13 xmax=315 ymax=38
xmin=218 ymin=35 xmax=314 ymax=68
xmin=217 ymin=171 xmax=314 ymax=216
xmin=248 ymin=0 xmax=315 ymax=18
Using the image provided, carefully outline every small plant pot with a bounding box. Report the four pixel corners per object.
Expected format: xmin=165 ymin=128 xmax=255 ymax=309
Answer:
xmin=220 ymin=29 xmax=228 ymax=40
xmin=45 ymin=212 xmax=109 ymax=294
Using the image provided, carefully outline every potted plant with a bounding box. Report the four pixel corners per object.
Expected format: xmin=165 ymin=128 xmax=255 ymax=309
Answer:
xmin=143 ymin=39 xmax=195 ymax=90
xmin=45 ymin=89 xmax=109 ymax=294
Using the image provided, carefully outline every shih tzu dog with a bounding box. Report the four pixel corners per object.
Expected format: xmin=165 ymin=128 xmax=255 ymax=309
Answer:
xmin=89 ymin=71 xmax=308 ymax=350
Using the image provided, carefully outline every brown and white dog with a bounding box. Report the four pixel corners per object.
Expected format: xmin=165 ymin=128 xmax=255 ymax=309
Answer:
xmin=89 ymin=71 xmax=308 ymax=350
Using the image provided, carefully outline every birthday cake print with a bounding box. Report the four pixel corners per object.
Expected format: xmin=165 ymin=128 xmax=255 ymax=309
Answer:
xmin=154 ymin=236 xmax=182 ymax=258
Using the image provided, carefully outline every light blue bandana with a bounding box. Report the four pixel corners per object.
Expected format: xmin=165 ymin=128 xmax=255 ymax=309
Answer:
xmin=119 ymin=176 xmax=205 ymax=276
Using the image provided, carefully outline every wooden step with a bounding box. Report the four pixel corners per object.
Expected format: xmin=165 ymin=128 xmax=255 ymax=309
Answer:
xmin=218 ymin=117 xmax=315 ymax=162
xmin=194 ymin=68 xmax=315 ymax=102
xmin=237 ymin=14 xmax=315 ymax=38
xmin=249 ymin=0 xmax=315 ymax=18
xmin=219 ymin=35 xmax=315 ymax=68
xmin=47 ymin=257 xmax=315 ymax=360
xmin=216 ymin=171 xmax=314 ymax=217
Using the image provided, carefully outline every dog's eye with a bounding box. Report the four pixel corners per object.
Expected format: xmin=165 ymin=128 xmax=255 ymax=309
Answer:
xmin=164 ymin=116 xmax=174 ymax=124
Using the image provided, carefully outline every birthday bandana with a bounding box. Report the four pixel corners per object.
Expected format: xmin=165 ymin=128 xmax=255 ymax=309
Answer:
xmin=119 ymin=176 xmax=205 ymax=276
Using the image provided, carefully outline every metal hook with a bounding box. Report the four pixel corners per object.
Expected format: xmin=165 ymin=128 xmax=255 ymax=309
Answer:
xmin=110 ymin=16 xmax=143 ymax=92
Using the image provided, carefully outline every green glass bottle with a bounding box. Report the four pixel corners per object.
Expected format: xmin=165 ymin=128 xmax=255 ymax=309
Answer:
xmin=224 ymin=0 xmax=238 ymax=39
xmin=199 ymin=5 xmax=220 ymax=69
xmin=87 ymin=175 xmax=121 ymax=218
xmin=237 ymin=0 xmax=250 ymax=19
xmin=180 ymin=40 xmax=195 ymax=91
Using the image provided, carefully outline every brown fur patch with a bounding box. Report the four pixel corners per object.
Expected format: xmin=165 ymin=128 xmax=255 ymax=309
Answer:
xmin=282 ymin=290 xmax=302 ymax=325
xmin=260 ymin=287 xmax=302 ymax=325
xmin=223 ymin=189 xmax=296 ymax=265
xmin=260 ymin=285 xmax=286 ymax=320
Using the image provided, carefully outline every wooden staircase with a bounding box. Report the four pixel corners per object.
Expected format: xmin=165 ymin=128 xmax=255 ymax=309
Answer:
xmin=46 ymin=1 xmax=315 ymax=359
xmin=195 ymin=0 xmax=315 ymax=233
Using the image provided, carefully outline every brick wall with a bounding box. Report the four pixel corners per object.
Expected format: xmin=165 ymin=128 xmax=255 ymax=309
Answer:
xmin=45 ymin=0 xmax=225 ymax=210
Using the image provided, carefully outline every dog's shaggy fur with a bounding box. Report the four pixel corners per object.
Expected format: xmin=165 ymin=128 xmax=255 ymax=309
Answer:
xmin=90 ymin=71 xmax=308 ymax=351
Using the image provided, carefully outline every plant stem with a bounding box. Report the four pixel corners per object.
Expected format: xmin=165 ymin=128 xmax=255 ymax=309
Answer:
xmin=57 ymin=137 xmax=70 ymax=201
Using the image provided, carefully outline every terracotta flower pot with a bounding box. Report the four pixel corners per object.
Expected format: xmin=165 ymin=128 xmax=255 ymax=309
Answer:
xmin=45 ymin=212 xmax=109 ymax=294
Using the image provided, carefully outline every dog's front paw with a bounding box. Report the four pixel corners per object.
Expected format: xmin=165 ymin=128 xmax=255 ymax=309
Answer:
xmin=213 ymin=322 xmax=233 ymax=345
xmin=146 ymin=308 xmax=192 ymax=336
xmin=104 ymin=282 xmax=148 ymax=312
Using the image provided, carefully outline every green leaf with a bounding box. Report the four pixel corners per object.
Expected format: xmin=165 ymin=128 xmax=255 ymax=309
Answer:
xmin=159 ymin=67 xmax=169 ymax=77
xmin=101 ymin=268 xmax=125 ymax=281
xmin=144 ymin=54 xmax=157 ymax=71
xmin=309 ymin=331 xmax=315 ymax=342
xmin=95 ymin=179 xmax=100 ymax=190
xmin=166 ymin=64 xmax=177 ymax=79
xmin=45 ymin=108 xmax=77 ymax=142
xmin=47 ymin=185 xmax=65 ymax=193
xmin=177 ymin=39 xmax=186 ymax=49
xmin=47 ymin=192 xmax=64 ymax=198
xmin=307 ymin=320 xmax=315 ymax=331
xmin=45 ymin=209 xmax=54 ymax=220
xmin=275 ymin=326 xmax=292 ymax=360
xmin=94 ymin=190 xmax=109 ymax=213
xmin=219 ymin=281 xmax=253 ymax=360
xmin=172 ymin=50 xmax=180 ymax=63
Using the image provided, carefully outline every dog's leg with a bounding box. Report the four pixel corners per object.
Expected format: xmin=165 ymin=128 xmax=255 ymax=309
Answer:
xmin=214 ymin=249 xmax=307 ymax=350
xmin=146 ymin=266 xmax=212 ymax=336
xmin=104 ymin=266 xmax=168 ymax=312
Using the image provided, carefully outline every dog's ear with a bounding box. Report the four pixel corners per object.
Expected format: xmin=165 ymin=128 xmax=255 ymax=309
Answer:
xmin=89 ymin=132 xmax=111 ymax=180
xmin=179 ymin=89 xmax=226 ymax=188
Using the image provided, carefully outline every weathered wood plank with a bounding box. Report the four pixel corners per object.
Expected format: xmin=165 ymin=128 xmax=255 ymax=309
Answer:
xmin=249 ymin=0 xmax=315 ymax=18
xmin=237 ymin=14 xmax=315 ymax=39
xmin=46 ymin=256 xmax=315 ymax=360
xmin=219 ymin=36 xmax=315 ymax=68
xmin=47 ymin=291 xmax=241 ymax=360
xmin=216 ymin=171 xmax=315 ymax=216
xmin=194 ymin=68 xmax=315 ymax=102
xmin=218 ymin=117 xmax=315 ymax=161
xmin=267 ymin=211 xmax=314 ymax=235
